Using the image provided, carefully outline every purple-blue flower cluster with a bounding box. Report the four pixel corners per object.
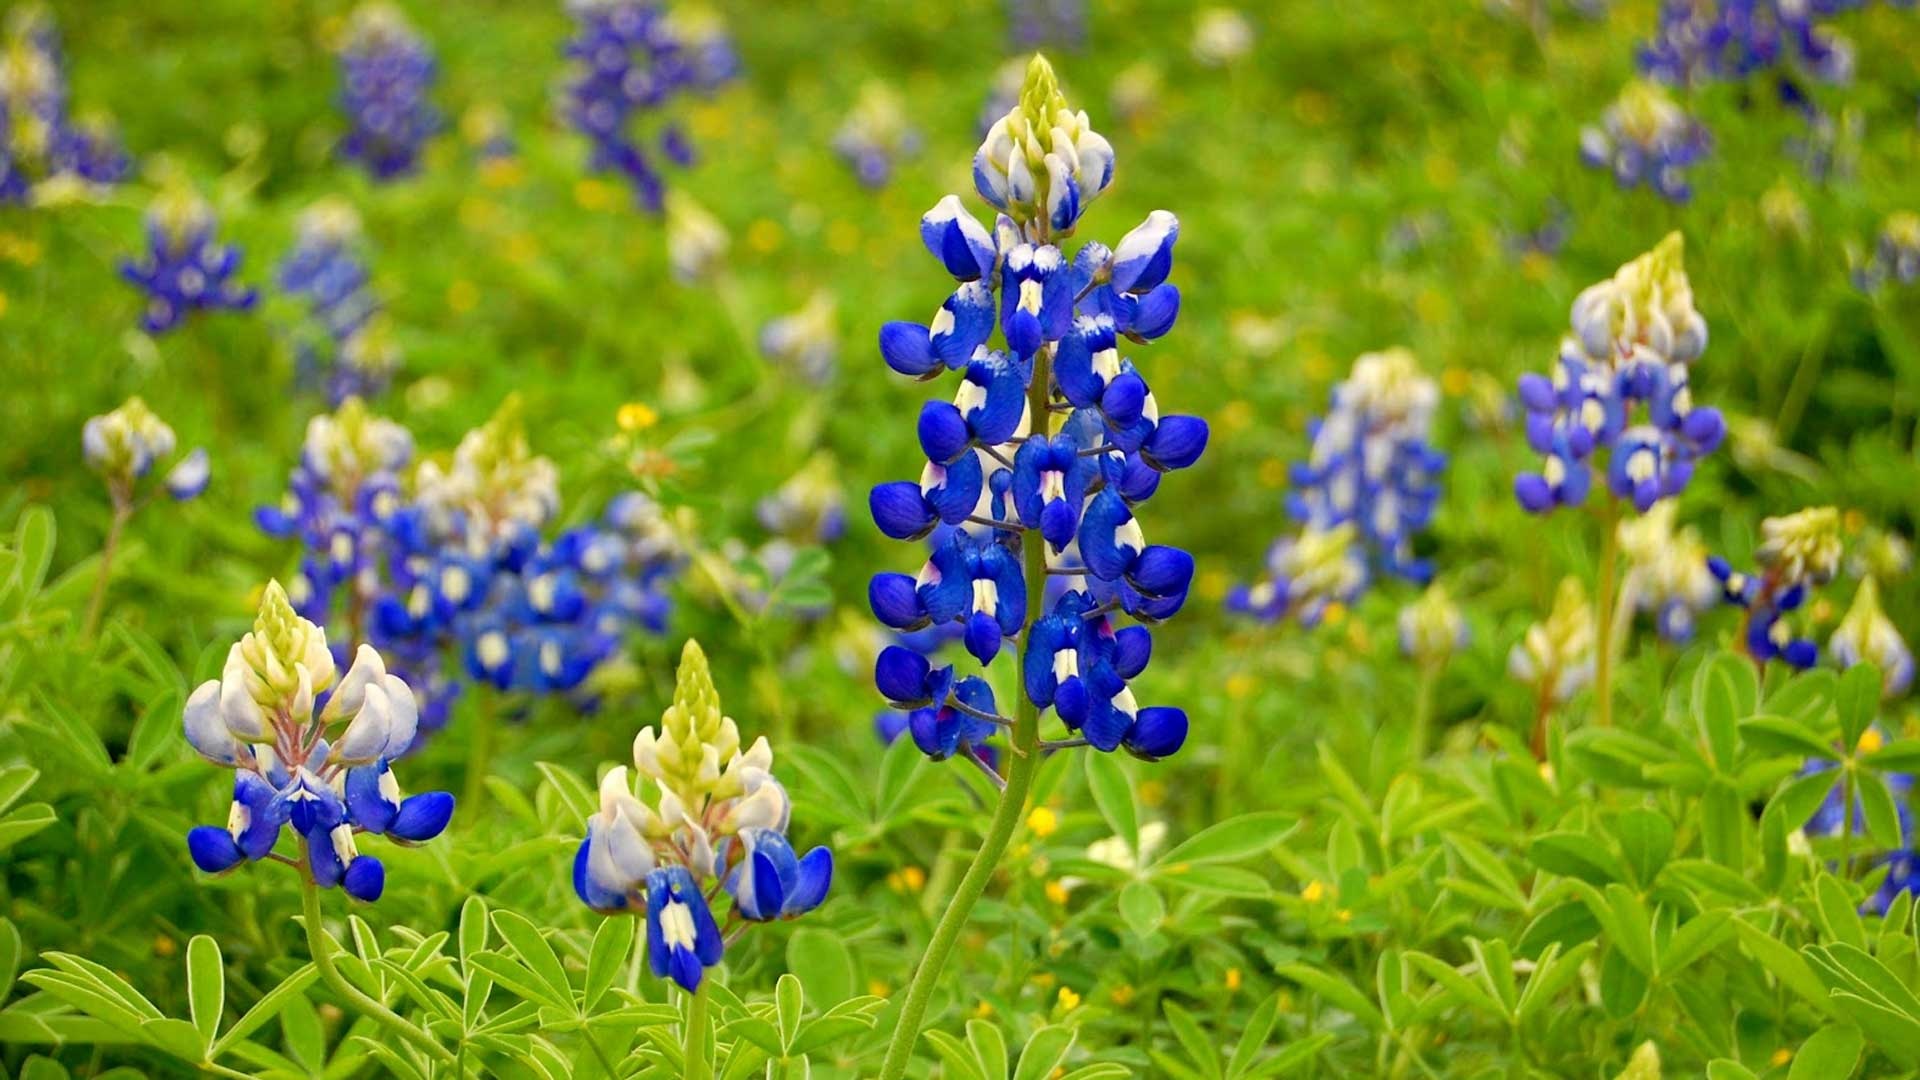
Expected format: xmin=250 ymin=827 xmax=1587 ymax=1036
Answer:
xmin=868 ymin=56 xmax=1200 ymax=767
xmin=336 ymin=5 xmax=440 ymax=181
xmin=183 ymin=583 xmax=455 ymax=902
xmin=0 ymin=7 xmax=130 ymax=203
xmin=1706 ymin=505 xmax=1841 ymax=670
xmin=1228 ymin=348 xmax=1445 ymax=625
xmin=279 ymin=200 xmax=400 ymax=404
xmin=119 ymin=188 xmax=259 ymax=335
xmin=1578 ymin=81 xmax=1711 ymax=203
xmin=560 ymin=0 xmax=738 ymax=212
xmin=1514 ymin=233 xmax=1725 ymax=516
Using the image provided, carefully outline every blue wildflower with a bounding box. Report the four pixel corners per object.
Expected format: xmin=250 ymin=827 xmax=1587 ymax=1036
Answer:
xmin=0 ymin=7 xmax=130 ymax=202
xmin=833 ymin=82 xmax=922 ymax=189
xmin=120 ymin=187 xmax=258 ymax=335
xmin=280 ymin=200 xmax=401 ymax=403
xmin=337 ymin=5 xmax=440 ymax=180
xmin=1579 ymin=82 xmax=1710 ymax=203
xmin=1708 ymin=506 xmax=1841 ymax=670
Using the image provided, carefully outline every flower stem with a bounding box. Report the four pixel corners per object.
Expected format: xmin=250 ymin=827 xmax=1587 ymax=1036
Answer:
xmin=1592 ymin=499 xmax=1621 ymax=729
xmin=81 ymin=498 xmax=130 ymax=642
xmin=1840 ymin=765 xmax=1856 ymax=880
xmin=683 ymin=981 xmax=713 ymax=1080
xmin=877 ymin=343 xmax=1053 ymax=1080
xmin=1410 ymin=663 xmax=1438 ymax=762
xmin=299 ymin=869 xmax=452 ymax=1064
xmin=463 ymin=689 xmax=497 ymax=815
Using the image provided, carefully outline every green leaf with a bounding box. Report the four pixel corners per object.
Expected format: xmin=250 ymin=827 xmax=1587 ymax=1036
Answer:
xmin=1701 ymin=780 xmax=1745 ymax=870
xmin=0 ymin=916 xmax=21 ymax=1002
xmin=211 ymin=964 xmax=318 ymax=1057
xmin=1615 ymin=808 xmax=1675 ymax=885
xmin=1276 ymin=963 xmax=1385 ymax=1032
xmin=1814 ymin=874 xmax=1868 ymax=951
xmin=1156 ymin=811 xmax=1296 ymax=867
xmin=1740 ymin=715 xmax=1836 ymax=760
xmin=12 ymin=505 xmax=54 ymax=598
xmin=1226 ymin=993 xmax=1280 ymax=1079
xmin=186 ymin=935 xmax=222 ymax=1048
xmin=1012 ymin=1025 xmax=1077 ymax=1080
xmin=1405 ymin=951 xmax=1508 ymax=1021
xmin=785 ymin=927 xmax=855 ymax=1007
xmin=1694 ymin=652 xmax=1756 ymax=772
xmin=0 ymin=802 xmax=57 ymax=854
xmin=582 ymin=916 xmax=634 ymax=1013
xmin=1766 ymin=668 xmax=1837 ymax=728
xmin=1660 ymin=911 xmax=1733 ymax=977
xmin=458 ymin=895 xmax=489 ymax=976
xmin=1769 ymin=769 xmax=1843 ymax=841
xmin=0 ymin=765 xmax=39 ymax=817
xmin=141 ymin=1017 xmax=207 ymax=1062
xmin=1706 ymin=1062 xmax=1759 ymax=1080
xmin=1118 ymin=880 xmax=1165 ymax=938
xmin=1837 ymin=662 xmax=1881 ymax=748
xmin=774 ymin=973 xmax=803 ymax=1051
xmin=1869 ymin=739 xmax=1920 ymax=772
xmin=1530 ymin=832 xmax=1623 ymax=885
xmin=468 ymin=952 xmax=571 ymax=1013
xmin=1731 ymin=919 xmax=1836 ymax=1018
xmin=1860 ymin=772 xmax=1905 ymax=852
xmin=925 ymin=1029 xmax=986 ymax=1080
xmin=1084 ymin=752 xmax=1138 ymax=855
xmin=1162 ymin=1001 xmax=1222 ymax=1079
xmin=491 ymin=911 xmax=576 ymax=1013
xmin=1601 ymin=884 xmax=1655 ymax=975
xmin=1789 ymin=1025 xmax=1864 ymax=1080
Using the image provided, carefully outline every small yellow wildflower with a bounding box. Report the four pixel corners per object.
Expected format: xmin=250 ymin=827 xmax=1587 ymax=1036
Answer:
xmin=868 ymin=979 xmax=890 ymax=997
xmin=972 ymin=1000 xmax=994 ymax=1019
xmin=1859 ymin=728 xmax=1886 ymax=755
xmin=1336 ymin=909 xmax=1353 ymax=923
xmin=616 ymin=402 xmax=659 ymax=433
xmin=153 ymin=935 xmax=177 ymax=958
xmin=1302 ymin=880 xmax=1326 ymax=903
xmin=1027 ymin=806 xmax=1059 ymax=838
xmin=1770 ymin=1048 xmax=1792 ymax=1068
xmin=1225 ymin=967 xmax=1242 ymax=992
xmin=1031 ymin=972 xmax=1055 ymax=989
xmin=901 ymin=865 xmax=926 ymax=892
xmin=1056 ymin=986 xmax=1081 ymax=1011
xmin=1110 ymin=984 xmax=1136 ymax=1007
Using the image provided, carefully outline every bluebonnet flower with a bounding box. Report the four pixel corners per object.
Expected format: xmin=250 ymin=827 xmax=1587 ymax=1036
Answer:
xmin=560 ymin=0 xmax=737 ymax=212
xmin=1707 ymin=505 xmax=1842 ymax=670
xmin=1399 ymin=584 xmax=1468 ymax=668
xmin=870 ymin=56 xmax=1198 ymax=771
xmin=833 ymin=82 xmax=922 ymax=189
xmin=0 ymin=6 xmax=130 ymax=204
xmin=1508 ymin=577 xmax=1597 ymax=706
xmin=1617 ymin=502 xmax=1719 ymax=642
xmin=1008 ymin=0 xmax=1085 ymax=51
xmin=1579 ymin=81 xmax=1710 ymax=202
xmin=280 ymin=199 xmax=401 ymax=404
xmin=1830 ymin=577 xmax=1913 ymax=698
xmin=182 ymin=582 xmax=454 ymax=901
xmin=1229 ymin=348 xmax=1445 ymax=625
xmin=759 ymin=291 xmax=839 ymax=385
xmin=1639 ymin=0 xmax=1860 ymax=96
xmin=82 ymin=397 xmax=210 ymax=506
xmin=1515 ymin=233 xmax=1725 ymax=516
xmin=757 ymin=454 xmax=846 ymax=544
xmin=120 ymin=187 xmax=258 ymax=335
xmin=573 ymin=641 xmax=829 ymax=992
xmin=336 ymin=4 xmax=439 ymax=181
xmin=1854 ymin=212 xmax=1920 ymax=292
xmin=1869 ymin=850 xmax=1920 ymax=916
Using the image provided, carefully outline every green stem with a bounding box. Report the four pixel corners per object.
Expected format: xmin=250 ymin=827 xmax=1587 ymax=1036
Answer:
xmin=299 ymin=869 xmax=452 ymax=1063
xmin=876 ymin=341 xmax=1054 ymax=1080
xmin=81 ymin=498 xmax=130 ymax=642
xmin=1840 ymin=765 xmax=1856 ymax=880
xmin=463 ymin=689 xmax=497 ymax=814
xmin=1410 ymin=664 xmax=1438 ymax=762
xmin=1592 ymin=500 xmax=1620 ymax=730
xmin=683 ymin=981 xmax=713 ymax=1080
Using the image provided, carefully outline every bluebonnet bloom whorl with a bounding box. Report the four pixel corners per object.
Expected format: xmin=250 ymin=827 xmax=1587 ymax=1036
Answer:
xmin=869 ymin=55 xmax=1199 ymax=767
xmin=758 ymin=454 xmax=846 ymax=545
xmin=1707 ymin=505 xmax=1842 ymax=670
xmin=573 ymin=641 xmax=829 ymax=993
xmin=82 ymin=397 xmax=210 ymax=504
xmin=1578 ymin=82 xmax=1709 ymax=203
xmin=1229 ymin=348 xmax=1444 ymax=625
xmin=1399 ymin=584 xmax=1468 ymax=668
xmin=759 ymin=290 xmax=839 ymax=385
xmin=832 ymin=82 xmax=922 ymax=189
xmin=279 ymin=199 xmax=401 ymax=404
xmin=0 ymin=6 xmax=130 ymax=204
xmin=1855 ymin=212 xmax=1920 ymax=292
xmin=182 ymin=582 xmax=453 ymax=901
xmin=1830 ymin=577 xmax=1913 ymax=699
xmin=1514 ymin=233 xmax=1725 ymax=516
xmin=1639 ymin=0 xmax=1861 ymax=101
xmin=119 ymin=186 xmax=258 ymax=334
xmin=1508 ymin=577 xmax=1597 ymax=706
xmin=336 ymin=4 xmax=439 ymax=180
xmin=1617 ymin=502 xmax=1719 ymax=642
xmin=560 ymin=0 xmax=737 ymax=212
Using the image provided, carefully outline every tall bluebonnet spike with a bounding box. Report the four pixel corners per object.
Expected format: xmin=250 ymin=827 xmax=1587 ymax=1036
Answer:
xmin=561 ymin=0 xmax=738 ymax=213
xmin=1708 ymin=507 xmax=1841 ymax=671
xmin=336 ymin=5 xmax=440 ymax=180
xmin=1579 ymin=82 xmax=1708 ymax=204
xmin=0 ymin=8 xmax=130 ymax=202
xmin=279 ymin=200 xmax=400 ymax=403
xmin=120 ymin=188 xmax=258 ymax=335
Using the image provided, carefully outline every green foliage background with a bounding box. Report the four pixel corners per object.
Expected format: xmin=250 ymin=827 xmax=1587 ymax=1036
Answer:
xmin=3 ymin=0 xmax=1920 ymax=1076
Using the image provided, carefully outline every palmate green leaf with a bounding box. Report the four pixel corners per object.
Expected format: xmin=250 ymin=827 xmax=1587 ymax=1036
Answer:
xmin=185 ymin=934 xmax=222 ymax=1048
xmin=1530 ymin=832 xmax=1623 ymax=886
xmin=0 ymin=802 xmax=57 ymax=854
xmin=1445 ymin=833 xmax=1528 ymax=910
xmin=0 ymin=765 xmax=39 ymax=817
xmin=10 ymin=504 xmax=55 ymax=600
xmin=469 ymin=952 xmax=572 ymax=1013
xmin=1732 ymin=918 xmax=1838 ymax=1019
xmin=1516 ymin=901 xmax=1601 ymax=957
xmin=0 ymin=917 xmax=20 ymax=1003
xmin=967 ymin=1016 xmax=1008 ymax=1077
xmin=1869 ymin=739 xmax=1920 ymax=772
xmin=1084 ymin=751 xmax=1138 ymax=855
xmin=1693 ymin=651 xmax=1757 ymax=772
xmin=1836 ymin=662 xmax=1881 ymax=748
xmin=1813 ymin=874 xmax=1868 ymax=951
xmin=1225 ymin=993 xmax=1280 ymax=1079
xmin=491 ymin=910 xmax=577 ymax=1013
xmin=1406 ymin=950 xmax=1508 ymax=1022
xmin=533 ymin=762 xmax=597 ymax=825
xmin=1163 ymin=1001 xmax=1222 ymax=1080
xmin=39 ymin=953 xmax=163 ymax=1021
xmin=1614 ymin=808 xmax=1674 ymax=886
xmin=1700 ymin=779 xmax=1745 ymax=870
xmin=1859 ymin=772 xmax=1905 ymax=852
xmin=924 ymin=1028 xmax=987 ymax=1080
xmin=1788 ymin=1024 xmax=1864 ymax=1080
xmin=1276 ymin=963 xmax=1385 ymax=1032
xmin=1658 ymin=858 xmax=1763 ymax=903
xmin=1828 ymin=992 xmax=1920 ymax=1067
xmin=1660 ymin=911 xmax=1733 ymax=977
xmin=583 ymin=915 xmax=635 ymax=1013
xmin=1118 ymin=880 xmax=1165 ymax=938
xmin=1516 ymin=942 xmax=1595 ymax=1023
xmin=1012 ymin=1024 xmax=1077 ymax=1080
xmin=773 ymin=973 xmax=803 ymax=1050
xmin=1739 ymin=715 xmax=1835 ymax=760
xmin=1766 ymin=667 xmax=1838 ymax=729
xmin=209 ymin=964 xmax=318 ymax=1058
